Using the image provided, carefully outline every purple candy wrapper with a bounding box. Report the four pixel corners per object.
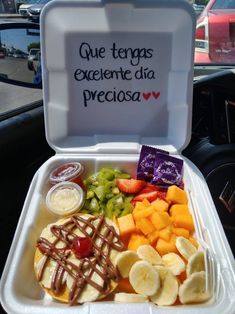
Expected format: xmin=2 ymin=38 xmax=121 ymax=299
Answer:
xmin=137 ymin=145 xmax=169 ymax=182
xmin=152 ymin=153 xmax=183 ymax=187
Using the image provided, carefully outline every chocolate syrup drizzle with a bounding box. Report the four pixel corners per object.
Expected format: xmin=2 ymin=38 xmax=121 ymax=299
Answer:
xmin=36 ymin=215 xmax=124 ymax=305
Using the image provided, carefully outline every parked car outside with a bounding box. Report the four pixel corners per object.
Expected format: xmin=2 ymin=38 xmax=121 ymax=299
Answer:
xmin=28 ymin=0 xmax=52 ymax=22
xmin=19 ymin=0 xmax=39 ymax=17
xmin=15 ymin=0 xmax=28 ymax=12
xmin=195 ymin=0 xmax=235 ymax=64
xmin=193 ymin=3 xmax=205 ymax=17
xmin=0 ymin=50 xmax=5 ymax=59
xmin=27 ymin=47 xmax=40 ymax=71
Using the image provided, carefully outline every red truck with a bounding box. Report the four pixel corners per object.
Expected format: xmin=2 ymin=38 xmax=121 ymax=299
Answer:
xmin=195 ymin=0 xmax=235 ymax=64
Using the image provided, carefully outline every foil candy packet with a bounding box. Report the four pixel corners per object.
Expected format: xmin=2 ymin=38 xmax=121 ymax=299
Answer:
xmin=137 ymin=145 xmax=169 ymax=182
xmin=152 ymin=152 xmax=183 ymax=187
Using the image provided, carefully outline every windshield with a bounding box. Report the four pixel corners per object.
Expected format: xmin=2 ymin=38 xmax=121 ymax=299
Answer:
xmin=24 ymin=0 xmax=40 ymax=4
xmin=37 ymin=0 xmax=51 ymax=4
xmin=1 ymin=0 xmax=235 ymax=114
xmin=29 ymin=48 xmax=39 ymax=55
xmin=212 ymin=0 xmax=235 ymax=9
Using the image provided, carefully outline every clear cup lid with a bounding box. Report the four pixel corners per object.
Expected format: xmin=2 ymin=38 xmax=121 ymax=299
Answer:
xmin=49 ymin=162 xmax=84 ymax=184
xmin=46 ymin=181 xmax=84 ymax=216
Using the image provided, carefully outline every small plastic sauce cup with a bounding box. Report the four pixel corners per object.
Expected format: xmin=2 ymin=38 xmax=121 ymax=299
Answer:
xmin=46 ymin=182 xmax=84 ymax=216
xmin=49 ymin=162 xmax=84 ymax=189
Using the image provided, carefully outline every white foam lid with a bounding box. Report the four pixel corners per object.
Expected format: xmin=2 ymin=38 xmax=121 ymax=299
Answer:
xmin=2 ymin=4 xmax=235 ymax=314
xmin=41 ymin=0 xmax=196 ymax=155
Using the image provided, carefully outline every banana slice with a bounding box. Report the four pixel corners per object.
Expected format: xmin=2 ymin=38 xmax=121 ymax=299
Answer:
xmin=129 ymin=260 xmax=160 ymax=296
xmin=176 ymin=237 xmax=197 ymax=260
xmin=186 ymin=251 xmax=205 ymax=277
xmin=94 ymin=217 xmax=121 ymax=263
xmin=114 ymin=292 xmax=148 ymax=303
xmin=40 ymin=219 xmax=75 ymax=249
xmin=35 ymin=257 xmax=57 ymax=288
xmin=137 ymin=245 xmax=162 ymax=265
xmin=179 ymin=271 xmax=210 ymax=304
xmin=40 ymin=223 xmax=56 ymax=241
xmin=150 ymin=266 xmax=179 ymax=306
xmin=115 ymin=250 xmax=140 ymax=278
xmin=154 ymin=265 xmax=169 ymax=277
xmin=35 ymin=255 xmax=70 ymax=288
xmin=66 ymin=265 xmax=104 ymax=303
xmin=162 ymin=252 xmax=185 ymax=276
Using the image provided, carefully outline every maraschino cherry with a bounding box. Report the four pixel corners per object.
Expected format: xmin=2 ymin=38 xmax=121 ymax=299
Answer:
xmin=72 ymin=236 xmax=93 ymax=258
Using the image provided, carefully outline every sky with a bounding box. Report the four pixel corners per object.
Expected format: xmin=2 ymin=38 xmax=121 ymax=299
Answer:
xmin=1 ymin=28 xmax=40 ymax=53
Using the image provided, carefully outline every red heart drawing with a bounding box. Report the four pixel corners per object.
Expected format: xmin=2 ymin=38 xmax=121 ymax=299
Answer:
xmin=152 ymin=92 xmax=160 ymax=99
xmin=143 ymin=92 xmax=151 ymax=100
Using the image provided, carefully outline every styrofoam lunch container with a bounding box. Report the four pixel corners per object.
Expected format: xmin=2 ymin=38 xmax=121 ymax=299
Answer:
xmin=1 ymin=0 xmax=235 ymax=313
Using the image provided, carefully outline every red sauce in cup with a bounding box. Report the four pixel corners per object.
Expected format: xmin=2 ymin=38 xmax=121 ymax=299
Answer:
xmin=49 ymin=162 xmax=84 ymax=189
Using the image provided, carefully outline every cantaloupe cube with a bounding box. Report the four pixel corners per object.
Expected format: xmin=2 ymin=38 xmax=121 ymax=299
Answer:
xmin=156 ymin=237 xmax=177 ymax=256
xmin=117 ymin=213 xmax=136 ymax=236
xmin=173 ymin=214 xmax=195 ymax=232
xmin=133 ymin=200 xmax=150 ymax=216
xmin=132 ymin=206 xmax=142 ymax=216
xmin=166 ymin=185 xmax=188 ymax=204
xmin=173 ymin=227 xmax=190 ymax=238
xmin=142 ymin=198 xmax=151 ymax=207
xmin=133 ymin=206 xmax=155 ymax=220
xmin=116 ymin=278 xmax=135 ymax=293
xmin=136 ymin=218 xmax=155 ymax=235
xmin=127 ymin=233 xmax=150 ymax=251
xmin=159 ymin=225 xmax=173 ymax=241
xmin=151 ymin=199 xmax=169 ymax=212
xmin=135 ymin=221 xmax=141 ymax=233
xmin=169 ymin=204 xmax=190 ymax=217
xmin=150 ymin=212 xmax=171 ymax=230
xmin=134 ymin=200 xmax=149 ymax=210
xmin=147 ymin=230 xmax=159 ymax=244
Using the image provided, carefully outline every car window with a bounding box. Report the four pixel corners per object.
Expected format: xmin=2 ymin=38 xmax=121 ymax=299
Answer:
xmin=212 ymin=0 xmax=235 ymax=9
xmin=0 ymin=16 xmax=42 ymax=115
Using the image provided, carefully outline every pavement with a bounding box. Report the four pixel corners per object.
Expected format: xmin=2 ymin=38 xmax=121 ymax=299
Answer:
xmin=0 ymin=82 xmax=42 ymax=113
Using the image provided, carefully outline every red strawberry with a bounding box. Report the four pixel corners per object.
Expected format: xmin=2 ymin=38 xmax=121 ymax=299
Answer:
xmin=116 ymin=179 xmax=146 ymax=194
xmin=132 ymin=184 xmax=167 ymax=203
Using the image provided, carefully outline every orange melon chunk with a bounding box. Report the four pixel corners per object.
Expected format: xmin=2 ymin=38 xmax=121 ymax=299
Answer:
xmin=134 ymin=199 xmax=149 ymax=210
xmin=136 ymin=218 xmax=155 ymax=235
xmin=127 ymin=233 xmax=150 ymax=251
xmin=133 ymin=205 xmax=155 ymax=220
xmin=150 ymin=212 xmax=171 ymax=230
xmin=159 ymin=225 xmax=172 ymax=241
xmin=151 ymin=198 xmax=169 ymax=212
xmin=156 ymin=237 xmax=177 ymax=256
xmin=170 ymin=204 xmax=190 ymax=217
xmin=117 ymin=213 xmax=136 ymax=236
xmin=116 ymin=278 xmax=135 ymax=293
xmin=147 ymin=230 xmax=160 ymax=245
xmin=166 ymin=185 xmax=188 ymax=204
xmin=173 ymin=214 xmax=195 ymax=232
xmin=142 ymin=198 xmax=151 ymax=207
xmin=173 ymin=227 xmax=190 ymax=238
